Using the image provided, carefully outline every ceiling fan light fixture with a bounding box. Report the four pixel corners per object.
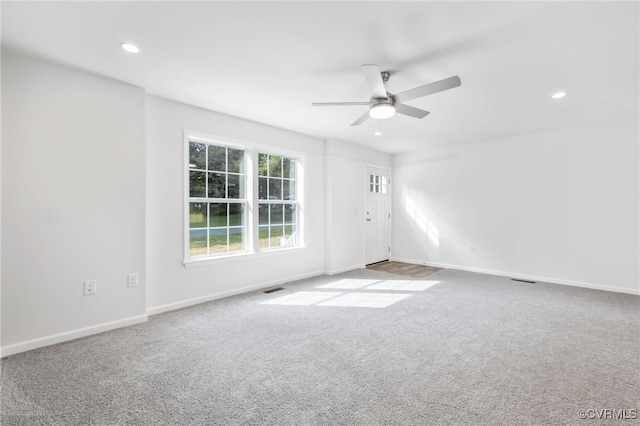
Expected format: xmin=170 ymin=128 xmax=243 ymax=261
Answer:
xmin=369 ymin=104 xmax=396 ymax=119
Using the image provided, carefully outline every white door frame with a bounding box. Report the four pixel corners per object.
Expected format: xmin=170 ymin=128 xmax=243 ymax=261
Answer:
xmin=364 ymin=164 xmax=392 ymax=265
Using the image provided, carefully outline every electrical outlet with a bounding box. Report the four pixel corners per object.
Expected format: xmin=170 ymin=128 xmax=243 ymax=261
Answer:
xmin=84 ymin=280 xmax=96 ymax=296
xmin=468 ymin=243 xmax=476 ymax=252
xmin=127 ymin=274 xmax=138 ymax=288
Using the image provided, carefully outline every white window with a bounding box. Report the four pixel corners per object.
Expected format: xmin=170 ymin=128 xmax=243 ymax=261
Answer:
xmin=187 ymin=141 xmax=247 ymax=257
xmin=186 ymin=136 xmax=301 ymax=261
xmin=369 ymin=174 xmax=387 ymax=194
xmin=258 ymin=153 xmax=298 ymax=249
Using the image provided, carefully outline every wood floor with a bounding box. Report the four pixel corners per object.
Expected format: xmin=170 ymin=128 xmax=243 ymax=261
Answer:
xmin=366 ymin=261 xmax=442 ymax=278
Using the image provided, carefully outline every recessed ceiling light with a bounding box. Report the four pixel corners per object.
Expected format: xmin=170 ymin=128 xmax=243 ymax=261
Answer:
xmin=374 ymin=131 xmax=382 ymax=136
xmin=120 ymin=42 xmax=140 ymax=54
xmin=552 ymin=92 xmax=566 ymax=99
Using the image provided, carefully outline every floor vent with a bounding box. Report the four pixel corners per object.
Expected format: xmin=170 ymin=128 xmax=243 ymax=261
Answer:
xmin=263 ymin=287 xmax=284 ymax=294
xmin=511 ymin=278 xmax=536 ymax=284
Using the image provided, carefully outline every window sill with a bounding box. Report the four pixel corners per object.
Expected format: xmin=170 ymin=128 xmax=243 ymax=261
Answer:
xmin=182 ymin=245 xmax=306 ymax=268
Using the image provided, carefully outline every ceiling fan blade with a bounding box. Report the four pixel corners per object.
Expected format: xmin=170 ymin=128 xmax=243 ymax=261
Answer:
xmin=362 ymin=64 xmax=388 ymax=99
xmin=311 ymin=102 xmax=369 ymax=107
xmin=395 ymin=103 xmax=430 ymax=119
xmin=394 ymin=75 xmax=461 ymax=103
xmin=351 ymin=110 xmax=370 ymax=126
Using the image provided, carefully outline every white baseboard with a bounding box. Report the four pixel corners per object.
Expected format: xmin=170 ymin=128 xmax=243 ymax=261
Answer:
xmin=325 ymin=264 xmax=366 ymax=276
xmin=0 ymin=314 xmax=148 ymax=358
xmin=391 ymin=257 xmax=640 ymax=296
xmin=146 ymin=269 xmax=326 ymax=316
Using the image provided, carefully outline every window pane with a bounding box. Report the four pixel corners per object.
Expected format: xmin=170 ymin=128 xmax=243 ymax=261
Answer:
xmin=270 ymin=204 xmax=284 ymax=225
xmin=189 ymin=203 xmax=207 ymax=228
xmin=189 ymin=229 xmax=208 ymax=257
xmin=208 ymin=145 xmax=226 ymax=172
xmin=285 ymin=204 xmax=296 ymax=224
xmin=284 ymin=224 xmax=296 ymax=245
xmin=189 ymin=142 xmax=207 ymax=169
xmin=229 ymin=203 xmax=244 ymax=226
xmin=269 ymin=155 xmax=282 ymax=177
xmin=190 ymin=171 xmax=206 ymax=197
xmin=258 ymin=153 xmax=269 ymax=177
xmin=227 ymin=148 xmax=244 ymax=173
xmin=229 ymin=227 xmax=245 ymax=252
xmin=228 ymin=174 xmax=244 ymax=199
xmin=269 ymin=178 xmax=282 ymax=200
xmin=208 ymin=172 xmax=225 ymax=198
xmin=283 ymin=180 xmax=296 ymax=200
xmin=370 ymin=174 xmax=374 ymax=183
xmin=209 ymin=229 xmax=228 ymax=254
xmin=209 ymin=203 xmax=227 ymax=227
xmin=283 ymin=158 xmax=296 ymax=179
xmin=259 ymin=204 xmax=269 ymax=225
xmin=271 ymin=225 xmax=284 ymax=247
xmin=258 ymin=177 xmax=268 ymax=200
xmin=259 ymin=225 xmax=270 ymax=248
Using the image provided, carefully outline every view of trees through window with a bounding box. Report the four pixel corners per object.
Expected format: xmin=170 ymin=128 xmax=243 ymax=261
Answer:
xmin=187 ymin=141 xmax=299 ymax=259
xmin=258 ymin=153 xmax=297 ymax=249
xmin=188 ymin=142 xmax=246 ymax=256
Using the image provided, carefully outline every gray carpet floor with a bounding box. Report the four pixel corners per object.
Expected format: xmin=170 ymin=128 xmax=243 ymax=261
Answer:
xmin=1 ymin=268 xmax=639 ymax=425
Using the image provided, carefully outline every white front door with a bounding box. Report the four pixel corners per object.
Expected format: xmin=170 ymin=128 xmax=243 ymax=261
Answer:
xmin=365 ymin=166 xmax=390 ymax=265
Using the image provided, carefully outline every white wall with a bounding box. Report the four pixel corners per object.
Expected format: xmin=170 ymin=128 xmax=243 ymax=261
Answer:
xmin=6 ymin=46 xmax=634 ymax=359
xmin=324 ymin=139 xmax=391 ymax=274
xmin=1 ymin=49 xmax=147 ymax=355
xmin=0 ymin=49 xmax=390 ymax=355
xmin=145 ymin=96 xmax=327 ymax=313
xmin=392 ymin=114 xmax=640 ymax=294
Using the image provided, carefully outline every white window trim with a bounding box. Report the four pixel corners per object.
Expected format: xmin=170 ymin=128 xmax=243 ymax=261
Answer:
xmin=183 ymin=130 xmax=305 ymax=267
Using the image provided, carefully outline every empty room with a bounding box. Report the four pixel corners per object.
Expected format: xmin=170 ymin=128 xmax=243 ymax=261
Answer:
xmin=1 ymin=1 xmax=638 ymax=425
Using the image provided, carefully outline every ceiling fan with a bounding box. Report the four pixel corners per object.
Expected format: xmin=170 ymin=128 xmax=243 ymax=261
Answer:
xmin=312 ymin=64 xmax=461 ymax=126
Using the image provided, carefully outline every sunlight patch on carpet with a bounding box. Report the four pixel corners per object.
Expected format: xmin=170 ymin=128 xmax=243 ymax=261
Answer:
xmin=317 ymin=292 xmax=411 ymax=308
xmin=260 ymin=291 xmax=342 ymax=306
xmin=316 ymin=279 xmax=381 ymax=290
xmin=261 ymin=290 xmax=412 ymax=308
xmin=316 ymin=278 xmax=440 ymax=292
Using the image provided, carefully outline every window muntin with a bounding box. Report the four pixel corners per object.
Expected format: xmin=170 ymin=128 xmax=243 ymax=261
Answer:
xmin=258 ymin=153 xmax=298 ymax=249
xmin=188 ymin=142 xmax=246 ymax=257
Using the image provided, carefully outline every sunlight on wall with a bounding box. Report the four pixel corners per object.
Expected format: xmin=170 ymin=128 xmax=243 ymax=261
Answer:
xmin=405 ymin=196 xmax=440 ymax=246
xmin=260 ymin=278 xmax=441 ymax=309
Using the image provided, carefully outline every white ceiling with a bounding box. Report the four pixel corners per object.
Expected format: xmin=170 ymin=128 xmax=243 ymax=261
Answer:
xmin=2 ymin=1 xmax=638 ymax=154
